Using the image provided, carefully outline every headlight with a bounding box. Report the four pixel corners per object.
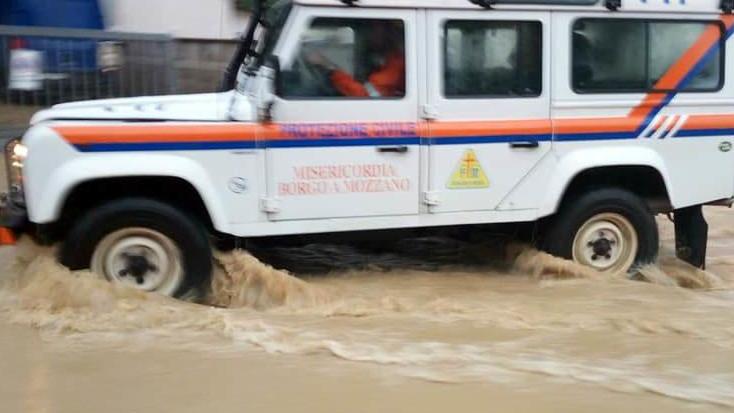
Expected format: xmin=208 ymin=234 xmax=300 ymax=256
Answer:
xmin=4 ymin=139 xmax=27 ymax=193
xmin=12 ymin=142 xmax=27 ymax=160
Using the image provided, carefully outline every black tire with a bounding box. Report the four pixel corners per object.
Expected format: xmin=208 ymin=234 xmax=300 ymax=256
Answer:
xmin=59 ymin=198 xmax=213 ymax=298
xmin=541 ymin=188 xmax=659 ymax=272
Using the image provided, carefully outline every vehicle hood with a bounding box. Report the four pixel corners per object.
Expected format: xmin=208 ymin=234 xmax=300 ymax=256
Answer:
xmin=29 ymin=91 xmax=252 ymax=124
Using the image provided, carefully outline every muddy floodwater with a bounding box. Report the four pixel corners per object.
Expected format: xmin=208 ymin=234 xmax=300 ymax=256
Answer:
xmin=2 ymin=209 xmax=734 ymax=412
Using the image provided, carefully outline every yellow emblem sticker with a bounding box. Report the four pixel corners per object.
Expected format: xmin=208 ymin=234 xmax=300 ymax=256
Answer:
xmin=447 ymin=149 xmax=490 ymax=189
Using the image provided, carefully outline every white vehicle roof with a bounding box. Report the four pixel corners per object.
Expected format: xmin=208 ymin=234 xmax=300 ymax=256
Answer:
xmin=295 ymin=0 xmax=726 ymax=14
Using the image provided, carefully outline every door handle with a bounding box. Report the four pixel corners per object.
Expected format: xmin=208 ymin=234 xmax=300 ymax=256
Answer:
xmin=510 ymin=141 xmax=540 ymax=149
xmin=377 ymin=145 xmax=409 ymax=154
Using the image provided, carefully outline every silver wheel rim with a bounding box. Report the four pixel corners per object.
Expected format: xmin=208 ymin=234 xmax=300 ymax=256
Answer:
xmin=91 ymin=227 xmax=184 ymax=296
xmin=572 ymin=213 xmax=638 ymax=274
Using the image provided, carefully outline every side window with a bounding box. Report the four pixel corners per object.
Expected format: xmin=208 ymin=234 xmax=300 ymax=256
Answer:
xmin=572 ymin=19 xmax=723 ymax=93
xmin=443 ymin=20 xmax=542 ymax=98
xmin=280 ymin=17 xmax=405 ymax=99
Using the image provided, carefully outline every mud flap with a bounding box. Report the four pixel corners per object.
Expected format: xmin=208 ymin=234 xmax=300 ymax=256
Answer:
xmin=674 ymin=205 xmax=708 ymax=269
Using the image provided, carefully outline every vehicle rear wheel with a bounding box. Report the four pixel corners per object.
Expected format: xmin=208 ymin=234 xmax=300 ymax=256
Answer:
xmin=541 ymin=188 xmax=659 ymax=274
xmin=60 ymin=198 xmax=212 ymax=298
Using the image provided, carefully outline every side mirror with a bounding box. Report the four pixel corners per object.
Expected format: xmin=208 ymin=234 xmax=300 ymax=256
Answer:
xmin=255 ymin=55 xmax=281 ymax=122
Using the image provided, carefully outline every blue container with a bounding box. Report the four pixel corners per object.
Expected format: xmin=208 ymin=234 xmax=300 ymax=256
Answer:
xmin=3 ymin=0 xmax=104 ymax=29
xmin=3 ymin=0 xmax=105 ymax=72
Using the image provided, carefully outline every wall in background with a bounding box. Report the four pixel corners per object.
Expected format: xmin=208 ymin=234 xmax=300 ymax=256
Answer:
xmin=99 ymin=0 xmax=250 ymax=40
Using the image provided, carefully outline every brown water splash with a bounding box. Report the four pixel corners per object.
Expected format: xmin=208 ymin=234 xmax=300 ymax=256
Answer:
xmin=2 ymin=235 xmax=734 ymax=409
xmin=0 ymin=239 xmax=135 ymax=311
xmin=208 ymin=249 xmax=331 ymax=310
xmin=636 ymin=256 xmax=725 ymax=290
xmin=507 ymin=244 xmax=603 ymax=280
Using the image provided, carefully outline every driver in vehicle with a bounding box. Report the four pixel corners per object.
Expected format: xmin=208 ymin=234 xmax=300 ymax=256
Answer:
xmin=305 ymin=21 xmax=405 ymax=98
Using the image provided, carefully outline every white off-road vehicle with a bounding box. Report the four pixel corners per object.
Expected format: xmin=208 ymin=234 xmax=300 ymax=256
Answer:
xmin=3 ymin=0 xmax=733 ymax=297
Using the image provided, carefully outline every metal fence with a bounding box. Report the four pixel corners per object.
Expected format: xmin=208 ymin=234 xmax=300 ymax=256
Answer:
xmin=0 ymin=25 xmax=176 ymax=107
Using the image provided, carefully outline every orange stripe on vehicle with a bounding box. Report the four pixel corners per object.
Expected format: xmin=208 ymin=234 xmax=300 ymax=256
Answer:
xmin=662 ymin=115 xmax=680 ymax=136
xmin=55 ymin=124 xmax=257 ymax=144
xmin=681 ymin=114 xmax=734 ymax=130
xmin=648 ymin=115 xmax=666 ymax=133
xmin=430 ymin=120 xmax=551 ymax=137
xmin=628 ymin=95 xmax=669 ymax=121
xmin=258 ymin=123 xmax=285 ymax=140
xmin=553 ymin=116 xmax=640 ymax=135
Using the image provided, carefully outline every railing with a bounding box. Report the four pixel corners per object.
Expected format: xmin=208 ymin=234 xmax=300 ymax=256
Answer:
xmin=0 ymin=25 xmax=176 ymax=107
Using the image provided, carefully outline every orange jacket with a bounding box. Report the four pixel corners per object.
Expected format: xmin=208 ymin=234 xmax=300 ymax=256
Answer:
xmin=330 ymin=52 xmax=405 ymax=98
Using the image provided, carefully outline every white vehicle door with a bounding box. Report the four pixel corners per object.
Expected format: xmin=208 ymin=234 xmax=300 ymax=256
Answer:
xmin=425 ymin=10 xmax=551 ymax=213
xmin=263 ymin=7 xmax=419 ymax=221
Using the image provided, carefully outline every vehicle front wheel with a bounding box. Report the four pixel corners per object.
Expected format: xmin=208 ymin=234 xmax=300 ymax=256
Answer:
xmin=60 ymin=198 xmax=212 ymax=298
xmin=541 ymin=188 xmax=659 ymax=274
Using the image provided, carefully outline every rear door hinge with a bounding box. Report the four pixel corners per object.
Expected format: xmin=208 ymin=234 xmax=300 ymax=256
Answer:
xmin=260 ymin=197 xmax=281 ymax=214
xmin=421 ymin=104 xmax=438 ymax=120
xmin=423 ymin=191 xmax=440 ymax=206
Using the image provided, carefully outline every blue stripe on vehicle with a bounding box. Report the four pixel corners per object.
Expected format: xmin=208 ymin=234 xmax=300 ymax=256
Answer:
xmin=644 ymin=119 xmax=662 ymax=138
xmin=265 ymin=137 xmax=420 ymax=148
xmin=674 ymin=128 xmax=734 ymax=138
xmin=429 ymin=134 xmax=552 ymax=145
xmin=73 ymin=124 xmax=734 ymax=152
xmin=555 ymin=131 xmax=638 ymax=142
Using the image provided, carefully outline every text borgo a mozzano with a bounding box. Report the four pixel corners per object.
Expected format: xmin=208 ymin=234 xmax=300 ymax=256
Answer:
xmin=278 ymin=164 xmax=411 ymax=196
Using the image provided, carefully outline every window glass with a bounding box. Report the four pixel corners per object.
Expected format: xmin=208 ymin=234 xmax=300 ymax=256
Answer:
xmin=280 ymin=18 xmax=405 ymax=99
xmin=649 ymin=22 xmax=721 ymax=90
xmin=443 ymin=20 xmax=542 ymax=98
xmin=572 ymin=19 xmax=722 ymax=93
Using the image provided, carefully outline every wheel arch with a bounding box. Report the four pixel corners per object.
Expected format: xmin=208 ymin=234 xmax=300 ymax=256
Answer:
xmin=58 ymin=176 xmax=217 ymax=234
xmin=538 ymin=148 xmax=675 ymax=218
xmin=557 ymin=165 xmax=672 ymax=213
xmin=31 ymin=155 xmax=230 ymax=236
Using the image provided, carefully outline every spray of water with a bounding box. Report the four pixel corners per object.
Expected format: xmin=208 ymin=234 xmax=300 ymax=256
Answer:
xmin=2 ymin=235 xmax=734 ymax=408
xmin=208 ymin=249 xmax=331 ymax=310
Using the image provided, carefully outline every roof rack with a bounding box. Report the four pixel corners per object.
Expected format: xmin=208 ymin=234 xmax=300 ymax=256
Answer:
xmin=466 ymin=0 xmax=604 ymax=9
xmin=340 ymin=0 xmax=359 ymax=5
xmin=723 ymin=0 xmax=734 ymax=14
xmin=464 ymin=0 xmax=626 ymax=11
xmin=605 ymin=0 xmax=620 ymax=11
